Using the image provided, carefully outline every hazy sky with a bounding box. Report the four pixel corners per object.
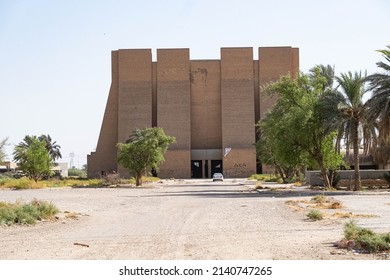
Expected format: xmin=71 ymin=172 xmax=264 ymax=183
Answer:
xmin=1 ymin=0 xmax=389 ymax=167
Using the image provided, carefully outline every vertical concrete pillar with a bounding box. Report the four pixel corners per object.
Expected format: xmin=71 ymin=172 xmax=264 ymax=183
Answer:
xmin=258 ymin=47 xmax=300 ymax=173
xmin=117 ymin=49 xmax=153 ymax=176
xmin=258 ymin=47 xmax=299 ymax=120
xmin=157 ymin=49 xmax=191 ymax=178
xmin=221 ymin=48 xmax=256 ymax=178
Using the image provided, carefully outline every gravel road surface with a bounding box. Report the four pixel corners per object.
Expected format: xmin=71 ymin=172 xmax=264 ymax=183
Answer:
xmin=1 ymin=179 xmax=390 ymax=260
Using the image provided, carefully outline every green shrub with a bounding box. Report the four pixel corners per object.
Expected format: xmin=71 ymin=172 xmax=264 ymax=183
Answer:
xmin=0 ymin=204 xmax=17 ymax=226
xmin=307 ymin=209 xmax=324 ymax=220
xmin=0 ymin=200 xmax=59 ymax=226
xmin=344 ymin=220 xmax=390 ymax=253
xmin=358 ymin=234 xmax=390 ymax=253
xmin=344 ymin=220 xmax=374 ymax=240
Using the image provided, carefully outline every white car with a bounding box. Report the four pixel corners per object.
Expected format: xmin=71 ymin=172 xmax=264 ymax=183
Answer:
xmin=212 ymin=173 xmax=224 ymax=182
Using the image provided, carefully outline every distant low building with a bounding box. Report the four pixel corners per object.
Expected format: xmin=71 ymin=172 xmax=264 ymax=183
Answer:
xmin=52 ymin=162 xmax=68 ymax=178
xmin=0 ymin=161 xmax=17 ymax=173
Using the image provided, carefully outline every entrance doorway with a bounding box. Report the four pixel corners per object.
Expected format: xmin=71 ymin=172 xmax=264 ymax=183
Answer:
xmin=211 ymin=160 xmax=223 ymax=176
xmin=191 ymin=160 xmax=202 ymax=178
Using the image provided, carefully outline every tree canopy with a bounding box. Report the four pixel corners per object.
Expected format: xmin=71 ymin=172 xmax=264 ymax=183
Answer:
xmin=366 ymin=46 xmax=390 ymax=169
xmin=320 ymin=71 xmax=370 ymax=190
xmin=13 ymin=137 xmax=52 ymax=181
xmin=257 ymin=66 xmax=344 ymax=187
xmin=117 ymin=127 xmax=175 ymax=186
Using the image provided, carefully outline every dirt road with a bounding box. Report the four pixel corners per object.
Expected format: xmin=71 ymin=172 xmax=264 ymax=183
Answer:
xmin=1 ymin=179 xmax=390 ymax=260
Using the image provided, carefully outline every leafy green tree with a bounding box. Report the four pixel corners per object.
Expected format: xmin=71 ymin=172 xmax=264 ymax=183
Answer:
xmin=117 ymin=127 xmax=175 ymax=186
xmin=13 ymin=137 xmax=51 ymax=182
xmin=256 ymin=102 xmax=308 ymax=183
xmin=0 ymin=137 xmax=8 ymax=162
xmin=14 ymin=135 xmax=62 ymax=163
xmin=258 ymin=66 xmax=344 ymax=187
xmin=320 ymin=71 xmax=372 ymax=191
xmin=366 ymin=46 xmax=390 ymax=168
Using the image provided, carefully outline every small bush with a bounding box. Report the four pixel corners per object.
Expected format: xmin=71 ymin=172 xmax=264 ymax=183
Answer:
xmin=0 ymin=200 xmax=59 ymax=226
xmin=248 ymin=174 xmax=278 ymax=181
xmin=344 ymin=220 xmax=373 ymax=240
xmin=307 ymin=209 xmax=324 ymax=221
xmin=343 ymin=220 xmax=390 ymax=253
xmin=312 ymin=194 xmax=327 ymax=204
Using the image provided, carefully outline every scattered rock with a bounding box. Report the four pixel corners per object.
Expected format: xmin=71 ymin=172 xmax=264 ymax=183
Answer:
xmin=330 ymin=250 xmax=347 ymax=255
xmin=73 ymin=242 xmax=89 ymax=248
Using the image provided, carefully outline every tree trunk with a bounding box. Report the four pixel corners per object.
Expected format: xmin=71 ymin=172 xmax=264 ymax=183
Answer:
xmin=135 ymin=173 xmax=142 ymax=186
xmin=275 ymin=165 xmax=285 ymax=182
xmin=353 ymin=122 xmax=361 ymax=191
xmin=319 ymin=163 xmax=331 ymax=189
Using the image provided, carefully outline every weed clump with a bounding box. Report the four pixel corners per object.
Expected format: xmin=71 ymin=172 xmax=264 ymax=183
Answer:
xmin=307 ymin=209 xmax=324 ymax=221
xmin=312 ymin=194 xmax=327 ymax=204
xmin=0 ymin=199 xmax=59 ymax=226
xmin=343 ymin=220 xmax=390 ymax=253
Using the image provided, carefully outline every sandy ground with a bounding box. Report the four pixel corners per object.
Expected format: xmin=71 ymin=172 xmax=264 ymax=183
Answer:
xmin=1 ymin=178 xmax=390 ymax=260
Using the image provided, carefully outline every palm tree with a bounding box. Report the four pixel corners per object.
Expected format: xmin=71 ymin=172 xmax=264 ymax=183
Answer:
xmin=14 ymin=135 xmax=62 ymax=163
xmin=321 ymin=71 xmax=371 ymax=191
xmin=38 ymin=134 xmax=62 ymax=161
xmin=13 ymin=135 xmax=38 ymax=162
xmin=366 ymin=46 xmax=390 ymax=168
xmin=309 ymin=64 xmax=335 ymax=90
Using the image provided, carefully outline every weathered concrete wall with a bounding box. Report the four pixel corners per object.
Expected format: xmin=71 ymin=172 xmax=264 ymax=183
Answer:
xmin=221 ymin=48 xmax=256 ymax=177
xmin=190 ymin=60 xmax=222 ymax=150
xmin=306 ymin=170 xmax=390 ymax=186
xmin=223 ymin=148 xmax=257 ymax=178
xmin=87 ymin=51 xmax=119 ymax=178
xmin=117 ymin=49 xmax=153 ymax=143
xmin=258 ymin=46 xmax=299 ymax=120
xmin=157 ymin=49 xmax=191 ymax=178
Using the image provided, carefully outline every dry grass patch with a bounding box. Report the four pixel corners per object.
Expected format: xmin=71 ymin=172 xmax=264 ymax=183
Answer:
xmin=285 ymin=195 xmax=343 ymax=211
xmin=64 ymin=211 xmax=80 ymax=220
xmin=285 ymin=200 xmax=307 ymax=211
xmin=328 ymin=212 xmax=378 ymax=219
xmin=286 ymin=195 xmax=378 ymax=221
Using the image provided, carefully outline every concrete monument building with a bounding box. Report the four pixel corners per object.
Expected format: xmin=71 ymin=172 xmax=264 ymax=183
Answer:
xmin=87 ymin=47 xmax=299 ymax=179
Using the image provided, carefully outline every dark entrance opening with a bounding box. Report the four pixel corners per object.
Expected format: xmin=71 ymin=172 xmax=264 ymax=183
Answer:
xmin=191 ymin=160 xmax=202 ymax=178
xmin=211 ymin=160 xmax=223 ymax=176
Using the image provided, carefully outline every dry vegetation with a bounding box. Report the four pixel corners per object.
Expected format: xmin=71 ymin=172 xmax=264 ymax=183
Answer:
xmin=0 ymin=199 xmax=59 ymax=225
xmin=286 ymin=194 xmax=378 ymax=221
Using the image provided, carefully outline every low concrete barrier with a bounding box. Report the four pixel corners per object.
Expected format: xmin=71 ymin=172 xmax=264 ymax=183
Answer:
xmin=306 ymin=170 xmax=390 ymax=186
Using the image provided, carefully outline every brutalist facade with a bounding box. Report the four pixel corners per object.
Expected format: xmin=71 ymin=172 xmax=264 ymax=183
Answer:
xmin=87 ymin=47 xmax=299 ymax=179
